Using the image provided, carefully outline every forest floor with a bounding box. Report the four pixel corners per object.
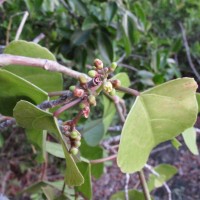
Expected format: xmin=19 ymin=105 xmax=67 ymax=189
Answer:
xmin=0 ymin=123 xmax=200 ymax=200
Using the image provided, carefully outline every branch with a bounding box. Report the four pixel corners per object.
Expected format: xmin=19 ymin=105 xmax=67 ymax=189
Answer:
xmin=138 ymin=170 xmax=151 ymax=200
xmin=116 ymin=86 xmax=140 ymax=96
xmin=179 ymin=22 xmax=200 ymax=81
xmin=145 ymin=164 xmax=172 ymax=200
xmin=15 ymin=11 xmax=29 ymax=40
xmin=0 ymin=54 xmax=86 ymax=79
xmin=90 ymin=154 xmax=117 ymax=164
xmin=125 ymin=173 xmax=130 ymax=200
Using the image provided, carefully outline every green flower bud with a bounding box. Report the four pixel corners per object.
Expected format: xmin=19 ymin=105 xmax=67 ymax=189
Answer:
xmin=88 ymin=70 xmax=97 ymax=78
xmin=94 ymin=58 xmax=103 ymax=69
xmin=74 ymin=141 xmax=81 ymax=148
xmin=79 ymin=102 xmax=86 ymax=109
xmin=70 ymin=130 xmax=79 ymax=139
xmin=70 ymin=147 xmax=79 ymax=155
xmin=110 ymin=62 xmax=117 ymax=71
xmin=69 ymin=85 xmax=76 ymax=91
xmin=79 ymin=74 xmax=88 ymax=84
xmin=109 ymin=88 xmax=116 ymax=96
xmin=88 ymin=95 xmax=96 ymax=106
xmin=76 ymin=135 xmax=81 ymax=141
xmin=103 ymin=81 xmax=113 ymax=93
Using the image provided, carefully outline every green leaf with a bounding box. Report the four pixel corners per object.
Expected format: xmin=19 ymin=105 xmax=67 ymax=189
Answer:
xmin=110 ymin=189 xmax=146 ymax=200
xmin=46 ymin=141 xmax=65 ymax=158
xmin=147 ymin=164 xmax=177 ymax=191
xmin=3 ymin=40 xmax=63 ymax=92
xmin=82 ymin=16 xmax=97 ymax=30
xmin=171 ymin=138 xmax=182 ymax=150
xmin=0 ymin=69 xmax=47 ymax=116
xmin=83 ymin=119 xmax=104 ymax=146
xmin=105 ymin=2 xmax=118 ymax=24
xmin=97 ymin=30 xmax=114 ymax=64
xmin=26 ymin=129 xmax=47 ymax=163
xmin=122 ymin=12 xmax=131 ymax=55
xmin=71 ymin=30 xmax=91 ymax=46
xmin=22 ymin=181 xmax=74 ymax=197
xmin=182 ymin=127 xmax=199 ymax=155
xmin=71 ymin=0 xmax=88 ymax=16
xmin=13 ymin=100 xmax=84 ymax=186
xmin=117 ymin=78 xmax=198 ymax=173
xmin=197 ymin=93 xmax=200 ymax=112
xmin=79 ymin=139 xmax=103 ymax=179
xmin=77 ymin=161 xmax=92 ymax=199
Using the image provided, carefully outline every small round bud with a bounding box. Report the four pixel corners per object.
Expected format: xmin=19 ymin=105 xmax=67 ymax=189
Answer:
xmin=70 ymin=130 xmax=79 ymax=139
xmin=94 ymin=58 xmax=103 ymax=69
xmin=110 ymin=62 xmax=117 ymax=71
xmin=88 ymin=95 xmax=96 ymax=106
xmin=111 ymin=79 xmax=121 ymax=88
xmin=79 ymin=74 xmax=88 ymax=84
xmin=70 ymin=147 xmax=79 ymax=155
xmin=74 ymin=141 xmax=81 ymax=148
xmin=88 ymin=70 xmax=98 ymax=78
xmin=75 ymin=135 xmax=81 ymax=141
xmin=73 ymin=88 xmax=84 ymax=97
xmin=103 ymin=81 xmax=113 ymax=93
xmin=69 ymin=85 xmax=76 ymax=91
xmin=109 ymin=88 xmax=116 ymax=96
xmin=79 ymin=102 xmax=86 ymax=109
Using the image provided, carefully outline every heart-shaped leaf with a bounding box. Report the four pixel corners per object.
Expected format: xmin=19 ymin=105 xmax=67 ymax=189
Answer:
xmin=0 ymin=69 xmax=47 ymax=116
xmin=14 ymin=100 xmax=84 ymax=186
xmin=3 ymin=40 xmax=63 ymax=92
xmin=117 ymin=78 xmax=198 ymax=173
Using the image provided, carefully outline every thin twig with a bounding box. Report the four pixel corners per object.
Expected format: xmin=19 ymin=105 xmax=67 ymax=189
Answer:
xmin=90 ymin=154 xmax=117 ymax=164
xmin=179 ymin=22 xmax=200 ymax=81
xmin=0 ymin=54 xmax=85 ymax=79
xmin=33 ymin=33 xmax=45 ymax=43
xmin=138 ymin=170 xmax=151 ymax=200
xmin=116 ymin=86 xmax=140 ymax=96
xmin=15 ymin=11 xmax=29 ymax=40
xmin=125 ymin=173 xmax=130 ymax=200
xmin=145 ymin=164 xmax=172 ymax=200
xmin=53 ymin=98 xmax=82 ymax=117
xmin=118 ymin=63 xmax=139 ymax=72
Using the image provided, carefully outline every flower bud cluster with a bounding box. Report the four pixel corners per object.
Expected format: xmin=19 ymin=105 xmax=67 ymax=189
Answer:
xmin=69 ymin=129 xmax=82 ymax=155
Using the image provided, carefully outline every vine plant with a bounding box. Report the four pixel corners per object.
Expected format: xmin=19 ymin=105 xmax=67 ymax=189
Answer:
xmin=0 ymin=40 xmax=199 ymax=200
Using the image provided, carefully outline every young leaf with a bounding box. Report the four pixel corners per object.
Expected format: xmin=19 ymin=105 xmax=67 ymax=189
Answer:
xmin=147 ymin=164 xmax=177 ymax=192
xmin=77 ymin=161 xmax=92 ymax=199
xmin=0 ymin=69 xmax=47 ymax=116
xmin=97 ymin=30 xmax=114 ymax=64
xmin=171 ymin=138 xmax=182 ymax=150
xmin=3 ymin=40 xmax=63 ymax=92
xmin=13 ymin=100 xmax=84 ymax=186
xmin=117 ymin=78 xmax=198 ymax=173
xmin=182 ymin=127 xmax=199 ymax=155
xmin=110 ymin=189 xmax=146 ymax=200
